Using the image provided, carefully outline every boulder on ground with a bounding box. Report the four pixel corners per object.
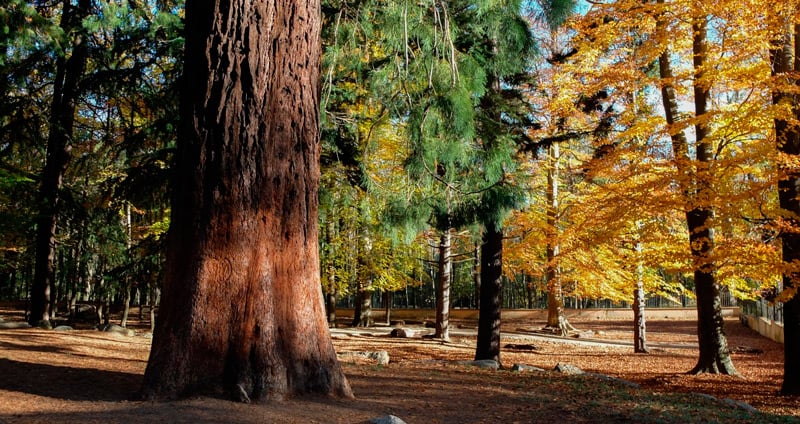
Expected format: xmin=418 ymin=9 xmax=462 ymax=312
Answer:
xmin=101 ymin=324 xmax=135 ymax=337
xmin=370 ymin=415 xmax=407 ymax=424
xmin=390 ymin=328 xmax=415 ymax=338
xmin=457 ymin=359 xmax=500 ymax=370
xmin=511 ymin=364 xmax=545 ymax=373
xmin=338 ymin=350 xmax=390 ymax=366
xmin=554 ymin=363 xmax=584 ymax=375
xmin=53 ymin=325 xmax=74 ymax=331
xmin=0 ymin=321 xmax=31 ymax=329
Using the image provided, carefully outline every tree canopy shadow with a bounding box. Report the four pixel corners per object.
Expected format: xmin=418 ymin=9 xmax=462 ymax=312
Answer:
xmin=0 ymin=358 xmax=141 ymax=401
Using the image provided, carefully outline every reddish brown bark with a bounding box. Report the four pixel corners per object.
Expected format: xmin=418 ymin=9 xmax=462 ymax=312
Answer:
xmin=141 ymin=0 xmax=352 ymax=401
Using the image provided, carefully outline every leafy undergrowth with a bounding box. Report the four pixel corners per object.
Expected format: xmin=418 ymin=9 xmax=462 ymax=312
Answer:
xmin=0 ymin=308 xmax=798 ymax=423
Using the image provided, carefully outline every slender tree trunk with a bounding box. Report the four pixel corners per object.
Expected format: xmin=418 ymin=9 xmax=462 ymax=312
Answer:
xmin=384 ymin=291 xmax=391 ymax=325
xmin=633 ymin=239 xmax=647 ymax=353
xmin=657 ymin=5 xmax=734 ymax=375
xmin=475 ymin=223 xmax=503 ymax=363
xmin=30 ymin=0 xmax=91 ymax=328
xmin=435 ymin=229 xmax=452 ymax=340
xmin=142 ymin=0 xmax=352 ymax=401
xmin=687 ymin=15 xmax=735 ymax=375
xmin=326 ymin=285 xmax=338 ymax=328
xmin=771 ymin=18 xmax=800 ymax=395
xmin=473 ymin=241 xmax=480 ymax=309
xmin=544 ymin=143 xmax=573 ymax=335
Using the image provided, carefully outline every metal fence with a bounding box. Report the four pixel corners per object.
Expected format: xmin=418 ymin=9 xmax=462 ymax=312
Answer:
xmin=741 ymin=298 xmax=783 ymax=323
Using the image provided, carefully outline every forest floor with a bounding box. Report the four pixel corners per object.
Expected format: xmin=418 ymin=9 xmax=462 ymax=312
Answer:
xmin=0 ymin=306 xmax=798 ymax=423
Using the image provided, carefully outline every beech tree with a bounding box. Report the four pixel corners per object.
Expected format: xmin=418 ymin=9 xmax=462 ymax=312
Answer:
xmin=141 ymin=0 xmax=352 ymax=401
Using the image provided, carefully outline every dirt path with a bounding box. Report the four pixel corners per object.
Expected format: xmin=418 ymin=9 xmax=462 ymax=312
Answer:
xmin=0 ymin=310 xmax=798 ymax=423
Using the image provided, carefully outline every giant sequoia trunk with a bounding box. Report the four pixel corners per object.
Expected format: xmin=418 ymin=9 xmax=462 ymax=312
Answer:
xmin=141 ymin=0 xmax=352 ymax=401
xmin=771 ymin=20 xmax=800 ymax=395
xmin=29 ymin=0 xmax=91 ymax=328
xmin=475 ymin=223 xmax=503 ymax=363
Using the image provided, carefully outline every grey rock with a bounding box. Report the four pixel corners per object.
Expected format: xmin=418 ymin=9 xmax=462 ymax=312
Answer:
xmin=102 ymin=324 xmax=135 ymax=337
xmin=511 ymin=364 xmax=546 ymax=373
xmin=572 ymin=330 xmax=595 ymax=339
xmin=53 ymin=325 xmax=74 ymax=331
xmin=721 ymin=398 xmax=758 ymax=413
xmin=390 ymin=328 xmax=415 ymax=338
xmin=370 ymin=415 xmax=407 ymax=424
xmin=367 ymin=351 xmax=390 ymax=365
xmin=338 ymin=350 xmax=390 ymax=366
xmin=457 ymin=359 xmax=500 ymax=370
xmin=554 ymin=363 xmax=584 ymax=375
xmin=585 ymin=372 xmax=640 ymax=388
xmin=0 ymin=321 xmax=31 ymax=329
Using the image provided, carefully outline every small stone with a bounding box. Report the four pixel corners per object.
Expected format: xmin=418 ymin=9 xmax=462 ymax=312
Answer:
xmin=457 ymin=359 xmax=500 ymax=370
xmin=390 ymin=328 xmax=415 ymax=338
xmin=0 ymin=322 xmax=32 ymax=329
xmin=721 ymin=398 xmax=758 ymax=413
xmin=572 ymin=330 xmax=595 ymax=339
xmin=101 ymin=324 xmax=135 ymax=337
xmin=370 ymin=415 xmax=407 ymax=424
xmin=554 ymin=363 xmax=584 ymax=375
xmin=53 ymin=325 xmax=74 ymax=331
xmin=511 ymin=364 xmax=545 ymax=373
xmin=368 ymin=351 xmax=390 ymax=365
xmin=338 ymin=351 xmax=390 ymax=366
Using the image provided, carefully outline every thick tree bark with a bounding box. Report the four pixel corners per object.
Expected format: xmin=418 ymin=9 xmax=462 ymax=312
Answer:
xmin=435 ymin=229 xmax=452 ymax=340
xmin=141 ymin=0 xmax=352 ymax=401
xmin=29 ymin=0 xmax=91 ymax=328
xmin=475 ymin=223 xmax=502 ymax=363
xmin=771 ymin=20 xmax=800 ymax=395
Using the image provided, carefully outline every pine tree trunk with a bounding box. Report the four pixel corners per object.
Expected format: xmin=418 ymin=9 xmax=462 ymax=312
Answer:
xmin=30 ymin=0 xmax=91 ymax=328
xmin=435 ymin=229 xmax=452 ymax=340
xmin=141 ymin=0 xmax=352 ymax=401
xmin=475 ymin=223 xmax=502 ymax=363
xmin=771 ymin=19 xmax=800 ymax=395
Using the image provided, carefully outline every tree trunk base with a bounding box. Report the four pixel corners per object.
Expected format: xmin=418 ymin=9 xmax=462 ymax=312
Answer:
xmin=543 ymin=317 xmax=577 ymax=337
xmin=687 ymin=360 xmax=739 ymax=376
